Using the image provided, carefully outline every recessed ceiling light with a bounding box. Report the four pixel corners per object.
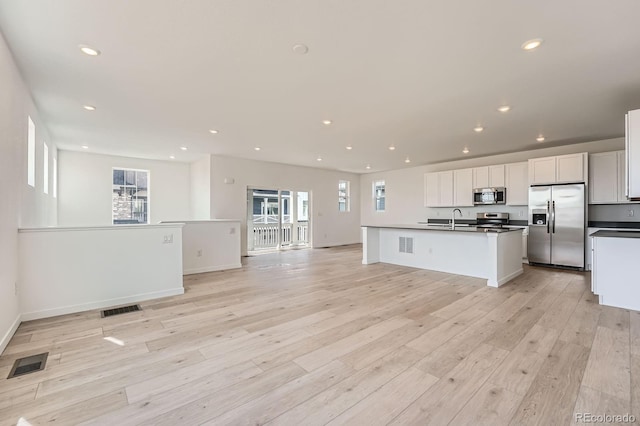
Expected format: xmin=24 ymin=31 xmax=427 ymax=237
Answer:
xmin=180 ymin=146 xmax=187 ymax=151
xmin=462 ymin=147 xmax=470 ymax=154
xmin=389 ymin=145 xmax=396 ymax=151
xmin=346 ymin=146 xmax=353 ymax=150
xmin=322 ymin=120 xmax=332 ymax=126
xmin=292 ymin=44 xmax=309 ymax=55
xmin=405 ymin=157 xmax=411 ymax=163
xmin=169 ymin=155 xmax=175 ymax=159
xmin=83 ymin=105 xmax=96 ymax=111
xmin=81 ymin=145 xmax=89 ymax=149
xmin=79 ymin=45 xmax=101 ymax=56
xmin=474 ymin=126 xmax=484 ymax=133
xmin=254 ymin=147 xmax=261 ymax=151
xmin=316 ymin=157 xmax=322 ymax=161
xmin=365 ymin=164 xmax=371 ymax=170
xmin=209 ymin=129 xmax=218 ymax=134
xmin=497 ymin=105 xmax=511 ymax=113
xmin=536 ymin=135 xmax=546 ymax=142
xmin=521 ymin=38 xmax=543 ymax=51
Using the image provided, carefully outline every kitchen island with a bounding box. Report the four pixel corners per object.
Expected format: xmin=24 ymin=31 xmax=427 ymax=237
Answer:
xmin=590 ymin=230 xmax=640 ymax=311
xmin=362 ymin=224 xmax=523 ymax=287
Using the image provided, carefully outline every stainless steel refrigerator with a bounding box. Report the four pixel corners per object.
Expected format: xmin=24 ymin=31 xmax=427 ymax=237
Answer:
xmin=528 ymin=183 xmax=585 ymax=269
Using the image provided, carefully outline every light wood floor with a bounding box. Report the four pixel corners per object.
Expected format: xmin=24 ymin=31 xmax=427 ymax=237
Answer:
xmin=0 ymin=244 xmax=638 ymax=425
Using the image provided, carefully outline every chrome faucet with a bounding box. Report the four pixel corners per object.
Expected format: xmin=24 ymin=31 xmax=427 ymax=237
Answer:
xmin=451 ymin=208 xmax=462 ymax=229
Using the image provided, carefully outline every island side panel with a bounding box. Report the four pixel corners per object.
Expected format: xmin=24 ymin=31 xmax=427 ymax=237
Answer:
xmin=378 ymin=228 xmax=489 ymax=280
xmin=486 ymin=230 xmax=523 ymax=288
xmin=362 ymin=227 xmax=381 ymax=264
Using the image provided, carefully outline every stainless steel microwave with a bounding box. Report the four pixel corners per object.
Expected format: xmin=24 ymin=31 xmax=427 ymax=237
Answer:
xmin=473 ymin=187 xmax=506 ymax=205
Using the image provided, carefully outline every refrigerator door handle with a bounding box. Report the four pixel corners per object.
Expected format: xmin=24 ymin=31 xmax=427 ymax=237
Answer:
xmin=552 ymin=200 xmax=556 ymax=233
xmin=546 ymin=201 xmax=550 ymax=234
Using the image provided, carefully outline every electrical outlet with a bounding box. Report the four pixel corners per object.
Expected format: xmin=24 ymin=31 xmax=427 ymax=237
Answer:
xmin=519 ymin=210 xmax=524 ymax=217
xmin=163 ymin=234 xmax=173 ymax=244
xmin=196 ymin=249 xmax=202 ymax=257
xmin=14 ymin=282 xmax=17 ymax=296
xmin=629 ymin=209 xmax=635 ymax=217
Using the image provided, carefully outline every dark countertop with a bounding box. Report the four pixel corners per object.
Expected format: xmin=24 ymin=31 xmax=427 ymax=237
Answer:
xmin=590 ymin=230 xmax=640 ymax=239
xmin=426 ymin=218 xmax=528 ymax=226
xmin=588 ymin=221 xmax=640 ymax=229
xmin=362 ymin=224 xmax=522 ymax=234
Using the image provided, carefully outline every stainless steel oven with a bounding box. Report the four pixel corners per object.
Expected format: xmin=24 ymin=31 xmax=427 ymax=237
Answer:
xmin=473 ymin=187 xmax=506 ymax=205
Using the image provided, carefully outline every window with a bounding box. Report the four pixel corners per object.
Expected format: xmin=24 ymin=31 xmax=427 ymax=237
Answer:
xmin=338 ymin=180 xmax=350 ymax=212
xmin=27 ymin=116 xmax=35 ymax=187
xmin=373 ymin=180 xmax=385 ymax=211
xmin=53 ymin=157 xmax=57 ymax=198
xmin=112 ymin=168 xmax=149 ymax=224
xmin=43 ymin=143 xmax=49 ymax=194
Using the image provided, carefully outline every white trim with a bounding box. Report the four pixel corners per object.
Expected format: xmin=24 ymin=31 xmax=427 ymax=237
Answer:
xmin=0 ymin=314 xmax=22 ymax=355
xmin=488 ymin=268 xmax=524 ymax=288
xmin=184 ymin=263 xmax=242 ymax=275
xmin=18 ymin=223 xmax=184 ymax=233
xmin=20 ymin=288 xmax=184 ymax=322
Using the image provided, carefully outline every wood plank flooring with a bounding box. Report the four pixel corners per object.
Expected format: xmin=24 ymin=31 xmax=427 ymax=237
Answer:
xmin=0 ymin=244 xmax=637 ymax=425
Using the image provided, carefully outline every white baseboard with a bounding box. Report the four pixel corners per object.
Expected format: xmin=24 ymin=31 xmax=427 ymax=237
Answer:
xmin=491 ymin=268 xmax=524 ymax=288
xmin=0 ymin=314 xmax=22 ymax=355
xmin=21 ymin=288 xmax=184 ymax=322
xmin=184 ymin=263 xmax=242 ymax=275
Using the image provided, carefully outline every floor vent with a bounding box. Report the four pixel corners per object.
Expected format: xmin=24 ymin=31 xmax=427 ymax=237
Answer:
xmin=7 ymin=353 xmax=48 ymax=379
xmin=101 ymin=304 xmax=141 ymax=318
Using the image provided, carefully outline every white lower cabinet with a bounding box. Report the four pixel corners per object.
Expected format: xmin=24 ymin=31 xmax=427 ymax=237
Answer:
xmin=591 ymin=233 xmax=640 ymax=310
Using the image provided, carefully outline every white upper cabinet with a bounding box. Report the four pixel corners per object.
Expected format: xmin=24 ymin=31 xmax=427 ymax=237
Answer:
xmin=529 ymin=156 xmax=557 ymax=184
xmin=627 ymin=109 xmax=640 ymax=199
xmin=472 ymin=167 xmax=489 ymax=188
xmin=589 ymin=152 xmax=618 ymax=204
xmin=617 ymin=151 xmax=630 ymax=203
xmin=556 ymin=153 xmax=586 ymax=183
xmin=472 ymin=165 xmax=505 ymax=188
xmin=424 ymin=171 xmax=454 ymax=207
xmin=454 ymin=168 xmax=473 ymax=207
xmin=529 ymin=153 xmax=587 ymax=185
xmin=505 ymin=162 xmax=528 ymax=205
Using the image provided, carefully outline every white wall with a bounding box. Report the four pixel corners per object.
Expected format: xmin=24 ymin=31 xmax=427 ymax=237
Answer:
xmin=18 ymin=224 xmax=184 ymax=320
xmin=209 ymin=155 xmax=361 ymax=255
xmin=190 ymin=156 xmax=211 ymax=220
xmin=0 ymin=31 xmax=58 ymax=353
xmin=361 ymin=138 xmax=625 ymax=226
xmin=58 ymin=151 xmax=191 ymax=226
xmin=0 ymin=29 xmax=57 ymax=353
xmin=164 ymin=220 xmax=241 ymax=274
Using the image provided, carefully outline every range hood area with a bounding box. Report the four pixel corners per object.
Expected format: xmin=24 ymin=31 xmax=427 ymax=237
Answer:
xmin=626 ymin=109 xmax=640 ymax=200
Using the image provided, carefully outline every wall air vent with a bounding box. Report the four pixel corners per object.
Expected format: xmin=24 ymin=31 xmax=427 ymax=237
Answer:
xmin=399 ymin=237 xmax=414 ymax=254
xmin=101 ymin=304 xmax=141 ymax=318
xmin=7 ymin=353 xmax=48 ymax=379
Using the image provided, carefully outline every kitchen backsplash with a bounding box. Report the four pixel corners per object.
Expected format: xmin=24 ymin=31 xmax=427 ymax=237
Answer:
xmin=589 ymin=204 xmax=640 ymax=222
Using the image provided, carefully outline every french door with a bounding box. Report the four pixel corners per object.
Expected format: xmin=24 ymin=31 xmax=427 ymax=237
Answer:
xmin=247 ymin=188 xmax=310 ymax=253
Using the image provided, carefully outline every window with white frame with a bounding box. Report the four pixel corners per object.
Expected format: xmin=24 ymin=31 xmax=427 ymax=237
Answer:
xmin=338 ymin=180 xmax=350 ymax=212
xmin=27 ymin=116 xmax=35 ymax=187
xmin=53 ymin=157 xmax=57 ymax=198
xmin=43 ymin=143 xmax=49 ymax=194
xmin=112 ymin=168 xmax=149 ymax=224
xmin=373 ymin=180 xmax=385 ymax=211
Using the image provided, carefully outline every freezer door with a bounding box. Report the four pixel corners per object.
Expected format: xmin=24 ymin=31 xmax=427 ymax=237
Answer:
xmin=551 ymin=184 xmax=585 ymax=268
xmin=528 ymin=186 xmax=551 ymax=264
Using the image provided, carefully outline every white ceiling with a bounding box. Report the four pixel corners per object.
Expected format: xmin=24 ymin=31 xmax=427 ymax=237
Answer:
xmin=1 ymin=1 xmax=639 ymax=173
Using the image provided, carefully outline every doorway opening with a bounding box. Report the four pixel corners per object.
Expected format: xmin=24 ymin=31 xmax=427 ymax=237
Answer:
xmin=247 ymin=188 xmax=310 ymax=254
